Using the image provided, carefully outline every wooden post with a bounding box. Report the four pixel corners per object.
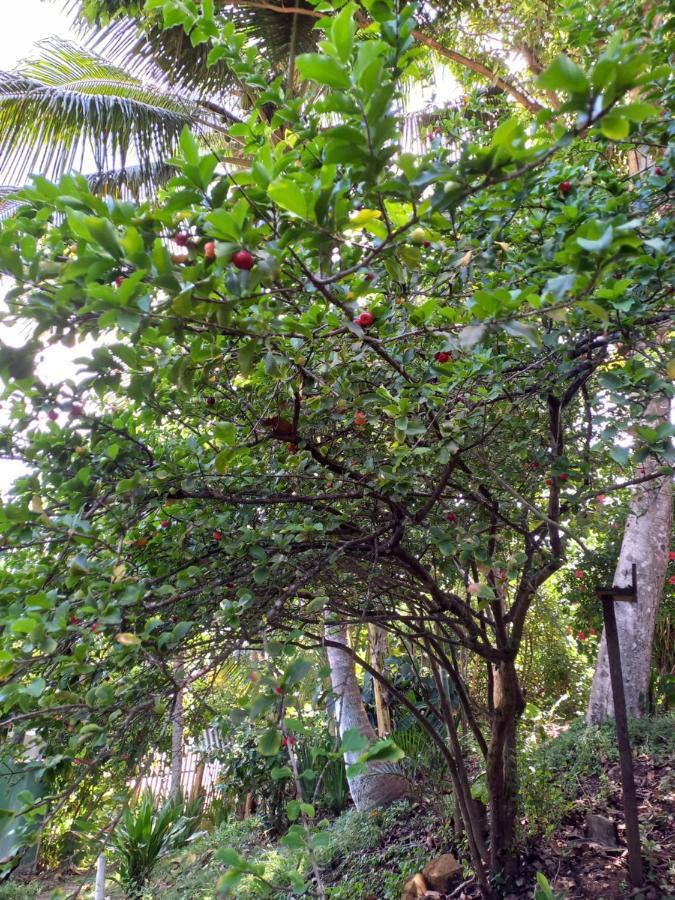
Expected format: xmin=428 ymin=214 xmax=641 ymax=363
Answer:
xmin=95 ymin=853 xmax=106 ymax=900
xmin=597 ymin=564 xmax=643 ymax=887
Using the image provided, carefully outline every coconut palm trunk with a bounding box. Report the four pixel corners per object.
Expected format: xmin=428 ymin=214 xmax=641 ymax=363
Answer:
xmin=325 ymin=621 xmax=409 ymax=811
xmin=587 ymin=395 xmax=672 ymax=723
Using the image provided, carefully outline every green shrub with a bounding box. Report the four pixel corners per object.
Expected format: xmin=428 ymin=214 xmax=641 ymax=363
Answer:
xmin=0 ymin=883 xmax=39 ymax=900
xmin=111 ymin=793 xmax=202 ymax=897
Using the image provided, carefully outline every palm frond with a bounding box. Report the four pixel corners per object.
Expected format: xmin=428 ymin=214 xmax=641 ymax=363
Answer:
xmin=0 ymin=186 xmax=23 ymax=222
xmin=0 ymin=38 xmax=211 ymax=186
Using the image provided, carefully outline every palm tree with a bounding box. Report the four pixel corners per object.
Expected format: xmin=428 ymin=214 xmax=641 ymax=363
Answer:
xmin=0 ymin=0 xmax=548 ymax=207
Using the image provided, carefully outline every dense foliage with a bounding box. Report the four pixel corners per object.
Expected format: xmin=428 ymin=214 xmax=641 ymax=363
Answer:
xmin=0 ymin=0 xmax=672 ymax=895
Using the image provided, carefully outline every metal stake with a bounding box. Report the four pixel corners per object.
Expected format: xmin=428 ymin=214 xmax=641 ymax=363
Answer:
xmin=597 ymin=563 xmax=643 ymax=887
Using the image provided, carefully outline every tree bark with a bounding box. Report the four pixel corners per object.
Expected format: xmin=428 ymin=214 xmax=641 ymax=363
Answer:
xmin=486 ymin=658 xmax=524 ymax=879
xmin=325 ymin=621 xmax=410 ymax=811
xmin=169 ymin=664 xmax=184 ymax=801
xmin=587 ymin=397 xmax=672 ymax=724
xmin=368 ymin=624 xmax=392 ymax=737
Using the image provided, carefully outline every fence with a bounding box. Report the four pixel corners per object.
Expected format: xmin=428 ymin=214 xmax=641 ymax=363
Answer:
xmin=134 ymin=726 xmax=225 ymax=809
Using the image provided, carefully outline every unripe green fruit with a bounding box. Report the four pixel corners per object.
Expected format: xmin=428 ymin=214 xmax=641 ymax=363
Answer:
xmin=410 ymin=227 xmax=427 ymax=245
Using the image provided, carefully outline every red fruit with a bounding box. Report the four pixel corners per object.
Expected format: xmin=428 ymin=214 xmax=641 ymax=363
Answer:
xmin=354 ymin=411 xmax=367 ymax=428
xmin=559 ymin=181 xmax=572 ymax=194
xmin=232 ymin=249 xmax=255 ymax=270
xmin=282 ymin=734 xmax=295 ymax=748
xmin=655 ymin=166 xmax=665 ymax=176
xmin=204 ymin=241 xmax=216 ymax=260
xmin=174 ymin=231 xmax=190 ymax=246
xmin=69 ymin=613 xmax=80 ymax=625
xmin=114 ymin=275 xmax=125 ymax=287
xmin=213 ymin=530 xmax=222 ymax=542
xmin=589 ymin=627 xmax=597 ymax=636
xmin=574 ymin=569 xmax=584 ymax=579
xmin=274 ymin=686 xmax=283 ymax=695
xmin=206 ymin=397 xmax=216 ymax=407
xmin=70 ymin=403 xmax=83 ymax=417
xmin=669 ymin=576 xmax=675 ymax=585
xmin=435 ymin=351 xmax=451 ymax=363
xmin=161 ymin=520 xmax=170 ymax=528
xmin=91 ymin=623 xmax=99 ymax=632
xmin=559 ymin=473 xmax=569 ymax=481
xmin=47 ymin=410 xmax=59 ymax=421
xmin=364 ymin=273 xmax=374 ymax=282
xmin=288 ymin=443 xmax=299 ymax=453
xmin=546 ymin=478 xmax=553 ymax=486
xmin=577 ymin=630 xmax=587 ymax=641
xmin=669 ymin=551 xmax=675 ymax=561
xmin=595 ymin=494 xmax=606 ymax=504
xmin=355 ymin=311 xmax=374 ymax=327
xmin=447 ymin=512 xmax=457 ymax=523
xmin=423 ymin=240 xmax=432 ymax=249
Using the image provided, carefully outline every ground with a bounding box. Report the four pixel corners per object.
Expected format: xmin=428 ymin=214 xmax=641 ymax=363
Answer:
xmin=3 ymin=717 xmax=673 ymax=900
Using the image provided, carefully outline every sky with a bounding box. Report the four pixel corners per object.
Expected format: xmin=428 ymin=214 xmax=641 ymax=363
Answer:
xmin=0 ymin=2 xmax=81 ymax=491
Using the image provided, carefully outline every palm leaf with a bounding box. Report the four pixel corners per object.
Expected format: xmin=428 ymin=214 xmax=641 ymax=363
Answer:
xmin=0 ymin=38 xmax=214 ymax=187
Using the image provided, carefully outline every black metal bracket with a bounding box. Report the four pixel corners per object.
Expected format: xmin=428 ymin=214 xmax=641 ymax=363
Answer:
xmin=596 ymin=562 xmax=637 ymax=603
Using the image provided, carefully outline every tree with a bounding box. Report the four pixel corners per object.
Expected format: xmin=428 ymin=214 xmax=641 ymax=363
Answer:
xmin=0 ymin=0 xmax=672 ymax=894
xmin=587 ymin=396 xmax=673 ymax=723
xmin=325 ymin=623 xmax=409 ymax=809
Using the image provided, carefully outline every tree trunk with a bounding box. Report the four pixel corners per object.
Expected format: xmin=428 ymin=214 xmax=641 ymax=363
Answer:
xmin=169 ymin=667 xmax=184 ymax=802
xmin=587 ymin=397 xmax=672 ymax=724
xmin=368 ymin=624 xmax=392 ymax=736
xmin=486 ymin=659 xmax=524 ymax=879
xmin=325 ymin=621 xmax=410 ymax=811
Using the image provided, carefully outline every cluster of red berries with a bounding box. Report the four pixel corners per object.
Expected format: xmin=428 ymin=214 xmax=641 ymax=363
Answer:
xmin=435 ymin=351 xmax=452 ymax=363
xmin=354 ymin=311 xmax=374 ymax=327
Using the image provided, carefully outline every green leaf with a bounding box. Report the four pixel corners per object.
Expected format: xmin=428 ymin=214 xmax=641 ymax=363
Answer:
xmin=577 ymin=226 xmax=613 ymax=252
xmin=537 ymin=55 xmax=589 ymax=94
xmin=340 ymin=729 xmax=369 ymax=754
xmin=296 ymin=54 xmax=351 ymax=89
xmin=258 ymin=728 xmax=282 ymax=756
xmin=25 ymin=677 xmax=46 ymax=698
xmin=361 ymin=739 xmax=405 ymax=763
xmin=271 ymin=766 xmax=293 ymax=781
xmin=267 ymin=178 xmax=313 ymax=221
xmin=621 ymin=101 xmax=660 ymax=122
xmin=600 ymin=112 xmax=629 ymax=140
xmin=331 ymin=3 xmax=357 ymax=63
xmin=609 ymin=446 xmax=629 ymax=466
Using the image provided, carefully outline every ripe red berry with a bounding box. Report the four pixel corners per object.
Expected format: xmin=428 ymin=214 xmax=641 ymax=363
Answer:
xmin=595 ymin=494 xmax=606 ymax=504
xmin=577 ymin=630 xmax=587 ymax=641
xmin=559 ymin=473 xmax=569 ymax=481
xmin=364 ymin=273 xmax=374 ymax=282
xmin=559 ymin=181 xmax=572 ymax=194
xmin=206 ymin=397 xmax=216 ymax=407
xmin=274 ymin=686 xmax=283 ymax=695
xmin=213 ymin=531 xmax=222 ymax=541
xmin=447 ymin=512 xmax=457 ymax=523
xmin=232 ymin=249 xmax=255 ymax=270
xmin=669 ymin=551 xmax=675 ymax=561
xmin=114 ymin=275 xmax=125 ymax=287
xmin=354 ymin=411 xmax=367 ymax=428
xmin=654 ymin=166 xmax=665 ymax=176
xmin=174 ymin=231 xmax=190 ymax=246
xmin=47 ymin=409 xmax=59 ymax=421
xmin=574 ymin=569 xmax=584 ymax=579
xmin=423 ymin=240 xmax=431 ymax=249
xmin=288 ymin=443 xmax=299 ymax=453
xmin=69 ymin=613 xmax=80 ymax=625
xmin=435 ymin=351 xmax=451 ymax=363
xmin=669 ymin=575 xmax=675 ymax=585
xmin=204 ymin=241 xmax=216 ymax=260
xmin=161 ymin=520 xmax=170 ymax=528
xmin=355 ymin=311 xmax=374 ymax=327
xmin=546 ymin=478 xmax=553 ymax=486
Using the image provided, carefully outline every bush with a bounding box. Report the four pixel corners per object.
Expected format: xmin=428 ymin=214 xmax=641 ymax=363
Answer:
xmin=111 ymin=793 xmax=202 ymax=897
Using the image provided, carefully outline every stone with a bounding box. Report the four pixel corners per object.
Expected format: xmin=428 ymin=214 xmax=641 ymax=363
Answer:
xmin=401 ymin=873 xmax=427 ymax=899
xmin=586 ymin=812 xmax=620 ymax=847
xmin=422 ymin=853 xmax=463 ymax=892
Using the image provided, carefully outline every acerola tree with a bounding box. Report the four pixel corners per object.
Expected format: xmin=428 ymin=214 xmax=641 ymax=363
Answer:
xmin=0 ymin=0 xmax=672 ymax=893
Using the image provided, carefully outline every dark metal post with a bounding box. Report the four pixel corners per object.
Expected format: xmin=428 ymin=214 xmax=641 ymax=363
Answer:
xmin=597 ymin=563 xmax=643 ymax=887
